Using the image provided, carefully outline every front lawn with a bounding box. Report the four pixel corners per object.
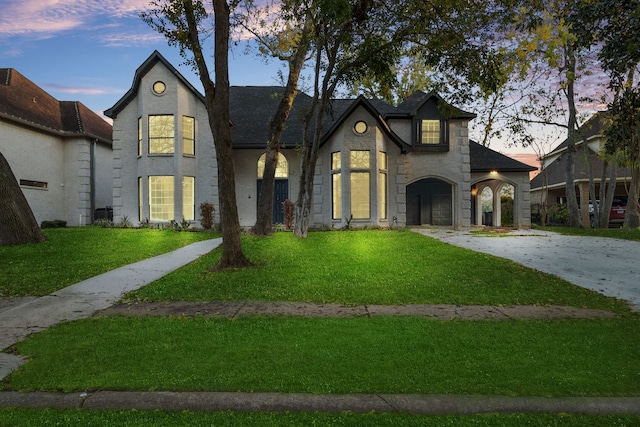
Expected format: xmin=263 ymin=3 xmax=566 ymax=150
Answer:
xmin=537 ymin=226 xmax=640 ymax=241
xmin=1 ymin=408 xmax=639 ymax=427
xmin=126 ymin=231 xmax=632 ymax=314
xmin=5 ymin=316 xmax=640 ymax=396
xmin=0 ymin=228 xmax=216 ymax=297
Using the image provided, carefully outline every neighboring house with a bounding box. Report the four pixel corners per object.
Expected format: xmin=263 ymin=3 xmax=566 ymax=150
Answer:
xmin=0 ymin=68 xmax=113 ymax=226
xmin=105 ymin=51 xmax=535 ymax=230
xmin=530 ymin=112 xmax=632 ymax=220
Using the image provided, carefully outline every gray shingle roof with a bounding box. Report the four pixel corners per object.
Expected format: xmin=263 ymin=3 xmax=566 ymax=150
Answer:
xmin=470 ymin=141 xmax=537 ymax=173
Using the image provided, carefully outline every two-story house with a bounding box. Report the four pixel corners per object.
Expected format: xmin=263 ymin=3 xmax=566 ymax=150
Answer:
xmin=105 ymin=51 xmax=535 ymax=230
xmin=0 ymin=68 xmax=113 ymax=227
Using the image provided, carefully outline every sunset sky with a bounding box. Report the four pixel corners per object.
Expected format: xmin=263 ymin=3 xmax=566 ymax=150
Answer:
xmin=2 ymin=0 xmax=601 ymax=169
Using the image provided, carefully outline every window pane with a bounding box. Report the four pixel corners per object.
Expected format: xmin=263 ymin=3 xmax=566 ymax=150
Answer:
xmin=149 ymin=176 xmax=174 ymax=221
xmin=149 ymin=115 xmax=174 ymax=154
xmin=331 ymin=152 xmax=341 ymax=170
xmin=183 ymin=176 xmax=195 ymax=221
xmin=138 ymin=177 xmax=143 ymax=221
xmin=182 ymin=116 xmax=195 ymax=155
xmin=332 ymin=173 xmax=342 ymax=219
xmin=257 ymin=153 xmax=289 ymax=178
xmin=421 ymin=120 xmax=440 ymax=144
xmin=378 ymin=172 xmax=387 ymax=220
xmin=350 ymin=150 xmax=369 ymax=168
xmin=138 ymin=117 xmax=142 ymax=156
xmin=378 ymin=151 xmax=387 ymax=170
xmin=350 ymin=172 xmax=370 ymax=219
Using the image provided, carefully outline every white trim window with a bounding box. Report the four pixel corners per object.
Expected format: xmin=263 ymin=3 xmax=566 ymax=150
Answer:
xmin=350 ymin=150 xmax=370 ymax=219
xmin=149 ymin=115 xmax=175 ymax=154
xmin=149 ymin=176 xmax=174 ymax=221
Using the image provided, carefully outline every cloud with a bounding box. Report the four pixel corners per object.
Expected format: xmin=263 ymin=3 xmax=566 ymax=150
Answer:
xmin=43 ymin=83 xmax=109 ymax=95
xmin=0 ymin=0 xmax=153 ymax=37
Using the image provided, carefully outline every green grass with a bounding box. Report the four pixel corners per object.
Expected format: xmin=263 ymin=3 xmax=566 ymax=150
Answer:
xmin=537 ymin=225 xmax=640 ymax=241
xmin=126 ymin=231 xmax=632 ymax=314
xmin=0 ymin=228 xmax=216 ymax=297
xmin=1 ymin=409 xmax=639 ymax=427
xmin=5 ymin=316 xmax=639 ymax=396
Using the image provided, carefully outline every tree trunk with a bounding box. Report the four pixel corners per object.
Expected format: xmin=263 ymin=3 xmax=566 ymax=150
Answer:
xmin=0 ymin=152 xmax=46 ymax=246
xmin=254 ymin=41 xmax=308 ymax=236
xmin=183 ymin=0 xmax=251 ymax=269
xmin=626 ymin=145 xmax=640 ymax=228
xmin=564 ymin=46 xmax=582 ymax=227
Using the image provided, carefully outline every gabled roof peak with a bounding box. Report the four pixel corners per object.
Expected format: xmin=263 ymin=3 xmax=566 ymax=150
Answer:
xmin=104 ymin=50 xmax=205 ymax=119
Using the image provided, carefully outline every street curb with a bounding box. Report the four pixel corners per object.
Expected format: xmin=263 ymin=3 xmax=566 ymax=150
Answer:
xmin=1 ymin=391 xmax=640 ymax=415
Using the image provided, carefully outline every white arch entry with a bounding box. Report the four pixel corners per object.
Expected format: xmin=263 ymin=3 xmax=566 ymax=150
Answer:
xmin=471 ymin=177 xmax=519 ymax=228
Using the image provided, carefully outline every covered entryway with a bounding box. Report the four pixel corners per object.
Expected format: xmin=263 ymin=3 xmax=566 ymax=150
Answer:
xmin=471 ymin=179 xmax=516 ymax=227
xmin=406 ymin=178 xmax=452 ymax=226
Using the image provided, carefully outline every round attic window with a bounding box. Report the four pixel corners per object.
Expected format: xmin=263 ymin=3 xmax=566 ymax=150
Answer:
xmin=152 ymin=81 xmax=166 ymax=95
xmin=354 ymin=121 xmax=368 ymax=134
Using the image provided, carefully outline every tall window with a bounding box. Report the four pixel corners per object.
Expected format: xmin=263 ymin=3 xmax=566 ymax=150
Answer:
xmin=420 ymin=119 xmax=441 ymax=144
xmin=149 ymin=115 xmax=174 ymax=154
xmin=182 ymin=116 xmax=195 ymax=155
xmin=257 ymin=152 xmax=288 ymax=178
xmin=149 ymin=176 xmax=174 ymax=221
xmin=138 ymin=177 xmax=143 ymax=221
xmin=137 ymin=117 xmax=142 ymax=156
xmin=350 ymin=150 xmax=370 ymax=219
xmin=378 ymin=152 xmax=387 ymax=220
xmin=331 ymin=152 xmax=341 ymax=220
xmin=183 ymin=176 xmax=195 ymax=221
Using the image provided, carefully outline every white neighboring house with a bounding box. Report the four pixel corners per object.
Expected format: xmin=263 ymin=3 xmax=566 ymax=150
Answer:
xmin=106 ymin=51 xmax=536 ymax=230
xmin=0 ymin=68 xmax=113 ymax=226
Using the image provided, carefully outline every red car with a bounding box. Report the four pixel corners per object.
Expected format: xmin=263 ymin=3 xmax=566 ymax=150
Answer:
xmin=609 ymin=200 xmax=626 ymax=225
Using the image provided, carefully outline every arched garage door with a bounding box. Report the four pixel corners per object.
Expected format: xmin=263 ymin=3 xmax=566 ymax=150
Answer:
xmin=406 ymin=178 xmax=452 ymax=226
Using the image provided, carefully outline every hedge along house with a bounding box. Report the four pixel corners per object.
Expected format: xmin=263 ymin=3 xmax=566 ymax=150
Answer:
xmin=0 ymin=68 xmax=113 ymax=227
xmin=105 ymin=51 xmax=535 ymax=230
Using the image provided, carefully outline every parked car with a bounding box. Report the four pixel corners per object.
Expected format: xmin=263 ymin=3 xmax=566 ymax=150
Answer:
xmin=609 ymin=199 xmax=626 ymax=225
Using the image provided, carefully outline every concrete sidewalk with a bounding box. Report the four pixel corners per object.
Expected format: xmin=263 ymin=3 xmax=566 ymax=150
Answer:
xmin=0 ymin=238 xmax=222 ymax=379
xmin=2 ymin=390 xmax=640 ymax=415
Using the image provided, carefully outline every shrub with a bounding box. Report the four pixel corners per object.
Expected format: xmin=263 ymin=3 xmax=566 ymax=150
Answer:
xmin=115 ymin=215 xmax=133 ymax=228
xmin=93 ymin=218 xmax=114 ymax=228
xmin=282 ymin=199 xmax=295 ymax=230
xmin=41 ymin=220 xmax=67 ymax=229
xmin=199 ymin=202 xmax=215 ymax=230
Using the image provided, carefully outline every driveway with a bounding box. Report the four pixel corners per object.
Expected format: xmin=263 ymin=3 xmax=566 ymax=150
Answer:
xmin=414 ymin=228 xmax=640 ymax=311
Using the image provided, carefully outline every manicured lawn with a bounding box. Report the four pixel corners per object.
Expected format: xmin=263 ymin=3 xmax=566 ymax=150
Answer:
xmin=126 ymin=231 xmax=632 ymax=314
xmin=537 ymin=226 xmax=640 ymax=241
xmin=0 ymin=228 xmax=216 ymax=297
xmin=1 ymin=409 xmax=639 ymax=426
xmin=5 ymin=316 xmax=639 ymax=396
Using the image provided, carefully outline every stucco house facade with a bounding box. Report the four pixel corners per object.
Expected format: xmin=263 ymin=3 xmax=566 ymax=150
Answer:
xmin=0 ymin=68 xmax=113 ymax=227
xmin=106 ymin=51 xmax=535 ymax=230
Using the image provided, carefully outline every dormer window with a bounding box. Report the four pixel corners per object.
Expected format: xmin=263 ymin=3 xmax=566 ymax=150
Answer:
xmin=414 ymin=119 xmax=449 ymax=152
xmin=421 ymin=120 xmax=441 ymax=144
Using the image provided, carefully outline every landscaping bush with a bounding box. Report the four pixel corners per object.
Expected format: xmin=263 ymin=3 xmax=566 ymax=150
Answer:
xmin=40 ymin=220 xmax=66 ymax=229
xmin=199 ymin=202 xmax=215 ymax=230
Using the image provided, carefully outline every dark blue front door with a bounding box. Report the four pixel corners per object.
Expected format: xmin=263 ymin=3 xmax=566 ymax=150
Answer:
xmin=257 ymin=179 xmax=289 ymax=224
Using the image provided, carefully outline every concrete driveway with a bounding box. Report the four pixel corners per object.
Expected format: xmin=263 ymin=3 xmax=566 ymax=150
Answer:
xmin=414 ymin=228 xmax=640 ymax=311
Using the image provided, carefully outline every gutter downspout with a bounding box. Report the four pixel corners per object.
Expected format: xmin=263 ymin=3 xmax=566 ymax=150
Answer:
xmin=90 ymin=140 xmax=96 ymax=224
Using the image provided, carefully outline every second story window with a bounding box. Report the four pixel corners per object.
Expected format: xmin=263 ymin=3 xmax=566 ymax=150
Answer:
xmin=421 ymin=120 xmax=441 ymax=144
xmin=182 ymin=116 xmax=195 ymax=156
xmin=149 ymin=115 xmax=174 ymax=154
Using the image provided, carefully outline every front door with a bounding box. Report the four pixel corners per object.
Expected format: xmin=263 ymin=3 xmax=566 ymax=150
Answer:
xmin=257 ymin=179 xmax=289 ymax=224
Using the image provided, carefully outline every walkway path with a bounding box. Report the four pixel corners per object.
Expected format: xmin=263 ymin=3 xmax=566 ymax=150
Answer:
xmin=0 ymin=238 xmax=222 ymax=379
